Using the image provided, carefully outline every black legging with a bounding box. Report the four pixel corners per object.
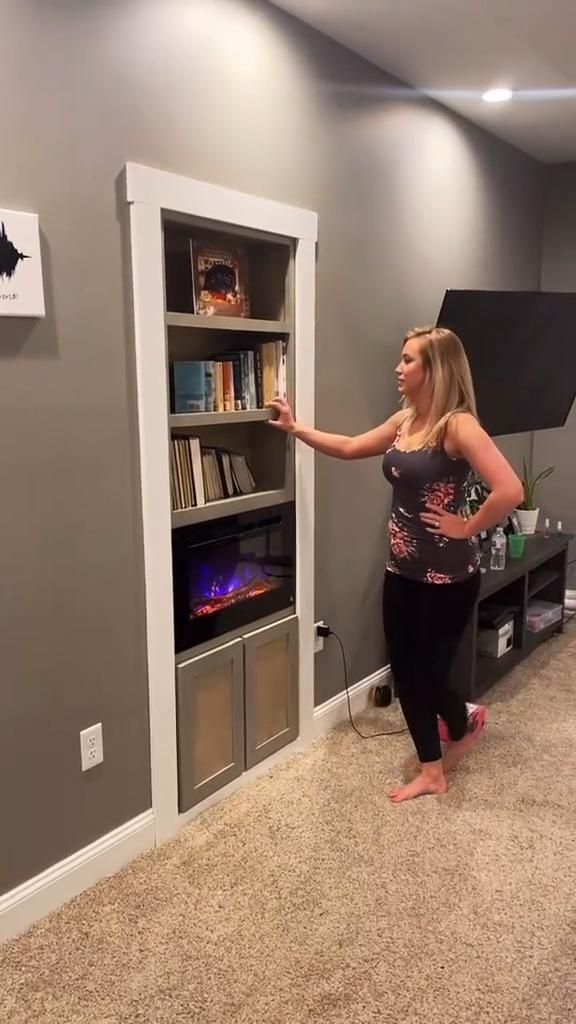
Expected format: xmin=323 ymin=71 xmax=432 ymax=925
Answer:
xmin=382 ymin=570 xmax=481 ymax=763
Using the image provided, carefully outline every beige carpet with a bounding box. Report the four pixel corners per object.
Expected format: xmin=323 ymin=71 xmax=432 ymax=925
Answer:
xmin=2 ymin=626 xmax=576 ymax=1024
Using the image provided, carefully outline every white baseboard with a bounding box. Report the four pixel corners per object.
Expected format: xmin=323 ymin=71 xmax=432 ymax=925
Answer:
xmin=0 ymin=669 xmax=392 ymax=945
xmin=565 ymin=589 xmax=576 ymax=602
xmin=313 ymin=664 xmax=392 ymax=738
xmin=0 ymin=810 xmax=155 ymax=945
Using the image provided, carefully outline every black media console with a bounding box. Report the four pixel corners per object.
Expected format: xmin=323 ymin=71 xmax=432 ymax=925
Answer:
xmin=452 ymin=533 xmax=571 ymax=700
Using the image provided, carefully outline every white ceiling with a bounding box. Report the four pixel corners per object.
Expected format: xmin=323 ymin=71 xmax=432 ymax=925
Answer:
xmin=271 ymin=0 xmax=576 ymax=164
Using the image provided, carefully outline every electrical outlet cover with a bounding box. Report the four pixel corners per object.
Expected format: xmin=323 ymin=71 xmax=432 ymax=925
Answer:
xmin=80 ymin=723 xmax=104 ymax=772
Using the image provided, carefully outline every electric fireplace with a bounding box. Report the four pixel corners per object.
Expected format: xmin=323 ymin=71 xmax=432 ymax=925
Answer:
xmin=172 ymin=503 xmax=295 ymax=653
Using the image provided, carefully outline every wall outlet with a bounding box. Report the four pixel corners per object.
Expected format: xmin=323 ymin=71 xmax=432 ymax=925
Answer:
xmin=314 ymin=621 xmax=326 ymax=654
xmin=80 ymin=723 xmax=104 ymax=772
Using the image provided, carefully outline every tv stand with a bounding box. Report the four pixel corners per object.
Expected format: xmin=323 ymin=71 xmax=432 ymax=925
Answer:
xmin=452 ymin=534 xmax=571 ymax=700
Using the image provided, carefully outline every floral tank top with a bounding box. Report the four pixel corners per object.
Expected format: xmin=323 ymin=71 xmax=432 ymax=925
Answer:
xmin=381 ymin=435 xmax=479 ymax=585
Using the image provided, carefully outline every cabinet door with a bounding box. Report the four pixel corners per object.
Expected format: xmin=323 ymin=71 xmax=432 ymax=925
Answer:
xmin=176 ymin=639 xmax=244 ymax=812
xmin=244 ymin=616 xmax=299 ymax=769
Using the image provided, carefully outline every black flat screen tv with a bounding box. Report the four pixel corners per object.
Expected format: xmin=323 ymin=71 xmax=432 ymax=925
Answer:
xmin=436 ymin=290 xmax=576 ymax=436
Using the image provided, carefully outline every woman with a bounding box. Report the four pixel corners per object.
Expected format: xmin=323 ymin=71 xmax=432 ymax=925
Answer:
xmin=268 ymin=326 xmax=523 ymax=803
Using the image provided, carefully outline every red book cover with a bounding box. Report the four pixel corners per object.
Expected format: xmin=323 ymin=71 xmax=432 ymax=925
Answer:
xmin=222 ymin=361 xmax=235 ymax=412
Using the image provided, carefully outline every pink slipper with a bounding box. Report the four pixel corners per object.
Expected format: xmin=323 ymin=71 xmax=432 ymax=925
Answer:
xmin=438 ymin=703 xmax=487 ymax=744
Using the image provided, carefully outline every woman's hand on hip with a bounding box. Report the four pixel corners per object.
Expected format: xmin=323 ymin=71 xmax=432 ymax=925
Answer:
xmin=267 ymin=397 xmax=296 ymax=433
xmin=420 ymin=503 xmax=471 ymax=540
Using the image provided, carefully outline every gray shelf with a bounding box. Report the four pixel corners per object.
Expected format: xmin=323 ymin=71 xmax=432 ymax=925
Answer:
xmin=166 ymin=312 xmax=290 ymax=334
xmin=479 ymin=534 xmax=569 ymax=598
xmin=171 ymin=488 xmax=291 ymax=528
xmin=170 ymin=409 xmax=272 ymax=428
xmin=528 ymin=568 xmax=560 ymax=598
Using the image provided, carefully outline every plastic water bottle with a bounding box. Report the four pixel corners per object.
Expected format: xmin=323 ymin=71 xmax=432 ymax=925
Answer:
xmin=490 ymin=526 xmax=507 ymax=571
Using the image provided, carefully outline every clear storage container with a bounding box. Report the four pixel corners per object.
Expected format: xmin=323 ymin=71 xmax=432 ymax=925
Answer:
xmin=525 ymin=599 xmax=563 ymax=633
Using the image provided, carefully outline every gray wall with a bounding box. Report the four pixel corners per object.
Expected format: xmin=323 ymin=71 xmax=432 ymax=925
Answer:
xmin=535 ymin=163 xmax=576 ymax=569
xmin=1 ymin=0 xmax=543 ymax=895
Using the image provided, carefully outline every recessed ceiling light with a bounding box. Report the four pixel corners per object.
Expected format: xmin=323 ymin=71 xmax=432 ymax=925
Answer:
xmin=482 ymin=88 xmax=514 ymax=103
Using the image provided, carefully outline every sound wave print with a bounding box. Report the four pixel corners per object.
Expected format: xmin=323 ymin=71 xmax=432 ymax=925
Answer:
xmin=0 ymin=222 xmax=30 ymax=280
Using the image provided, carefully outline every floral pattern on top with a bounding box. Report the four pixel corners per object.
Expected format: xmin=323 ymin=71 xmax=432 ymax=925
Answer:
xmin=422 ymin=480 xmax=458 ymax=511
xmin=381 ymin=440 xmax=479 ymax=585
xmin=388 ymin=515 xmax=417 ymax=560
xmin=425 ymin=570 xmax=455 ymax=585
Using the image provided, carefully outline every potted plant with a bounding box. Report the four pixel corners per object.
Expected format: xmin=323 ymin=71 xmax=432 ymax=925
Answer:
xmin=515 ymin=459 xmax=554 ymax=535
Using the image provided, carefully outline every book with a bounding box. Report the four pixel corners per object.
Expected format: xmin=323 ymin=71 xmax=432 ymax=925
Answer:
xmin=170 ymin=438 xmax=257 ymax=508
xmin=206 ymin=449 xmax=225 ymax=500
xmin=260 ymin=342 xmax=277 ymax=405
xmin=170 ymin=438 xmax=196 ymax=511
xmin=217 ymin=450 xmax=236 ymax=498
xmin=214 ymin=361 xmax=224 ymax=413
xmin=171 ymin=344 xmax=286 ymax=417
xmin=172 ymin=361 xmax=207 ymax=413
xmin=239 ymin=351 xmax=250 ymax=410
xmin=219 ymin=354 xmax=243 ymax=411
xmin=173 ymin=440 xmax=185 ymax=508
xmin=182 ymin=440 xmax=196 ymax=509
xmin=222 ymin=361 xmax=235 ymax=412
xmin=271 ymin=340 xmax=287 ymax=400
xmin=170 ymin=444 xmax=181 ymax=509
xmin=247 ymin=349 xmax=257 ymax=409
xmin=254 ymin=348 xmax=263 ymax=408
xmin=280 ymin=340 xmax=287 ymax=399
xmin=191 ymin=242 xmax=250 ymax=318
xmin=212 ymin=448 xmax=256 ymax=497
xmin=203 ymin=360 xmax=215 ymax=413
xmin=201 ymin=449 xmax=217 ymax=501
xmin=230 ymin=452 xmax=256 ymax=495
xmin=187 ymin=436 xmax=205 ymax=506
xmin=215 ymin=351 xmax=261 ymax=411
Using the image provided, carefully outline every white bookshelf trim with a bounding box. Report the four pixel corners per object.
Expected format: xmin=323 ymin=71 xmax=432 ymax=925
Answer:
xmin=124 ymin=163 xmax=318 ymax=243
xmin=123 ymin=163 xmax=318 ymax=844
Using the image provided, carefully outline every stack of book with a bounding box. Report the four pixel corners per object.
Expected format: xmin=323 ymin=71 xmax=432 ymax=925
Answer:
xmin=170 ymin=436 xmax=257 ymax=510
xmin=171 ymin=340 xmax=287 ymax=414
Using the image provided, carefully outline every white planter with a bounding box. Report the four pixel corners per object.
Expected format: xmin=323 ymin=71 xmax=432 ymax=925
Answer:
xmin=515 ymin=508 xmax=539 ymax=535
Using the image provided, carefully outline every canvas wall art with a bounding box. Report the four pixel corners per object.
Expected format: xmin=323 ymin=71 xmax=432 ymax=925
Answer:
xmin=0 ymin=209 xmax=45 ymax=318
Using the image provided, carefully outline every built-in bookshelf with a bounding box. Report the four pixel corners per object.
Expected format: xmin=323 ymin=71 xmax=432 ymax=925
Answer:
xmin=125 ymin=161 xmax=317 ymax=828
xmin=163 ymin=217 xmax=295 ymax=528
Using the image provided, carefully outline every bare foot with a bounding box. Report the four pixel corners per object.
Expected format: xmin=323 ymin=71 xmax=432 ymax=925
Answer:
xmin=389 ymin=770 xmax=448 ymax=803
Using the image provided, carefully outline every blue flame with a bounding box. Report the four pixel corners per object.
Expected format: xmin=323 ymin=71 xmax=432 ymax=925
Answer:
xmin=194 ymin=558 xmax=264 ymax=602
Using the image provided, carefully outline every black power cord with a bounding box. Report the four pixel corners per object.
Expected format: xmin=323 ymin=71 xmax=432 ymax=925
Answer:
xmin=317 ymin=625 xmax=407 ymax=739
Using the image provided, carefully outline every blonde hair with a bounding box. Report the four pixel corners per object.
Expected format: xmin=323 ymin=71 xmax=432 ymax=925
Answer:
xmin=400 ymin=325 xmax=478 ymax=448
